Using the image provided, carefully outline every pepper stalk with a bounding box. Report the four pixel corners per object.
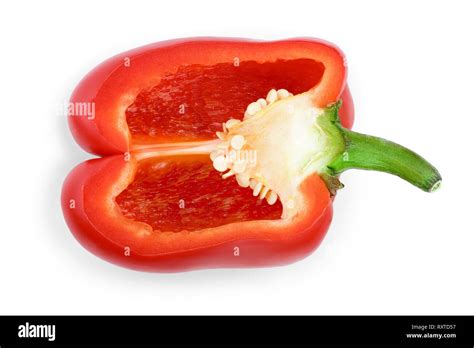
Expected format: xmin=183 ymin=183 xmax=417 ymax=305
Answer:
xmin=320 ymin=102 xmax=442 ymax=193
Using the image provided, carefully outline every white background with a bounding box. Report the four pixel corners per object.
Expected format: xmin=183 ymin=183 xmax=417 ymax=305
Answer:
xmin=0 ymin=0 xmax=473 ymax=315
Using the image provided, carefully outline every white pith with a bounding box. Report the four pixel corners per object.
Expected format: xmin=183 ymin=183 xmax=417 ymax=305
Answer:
xmin=210 ymin=89 xmax=333 ymax=219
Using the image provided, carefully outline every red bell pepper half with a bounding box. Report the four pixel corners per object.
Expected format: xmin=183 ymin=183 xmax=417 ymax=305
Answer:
xmin=62 ymin=38 xmax=441 ymax=272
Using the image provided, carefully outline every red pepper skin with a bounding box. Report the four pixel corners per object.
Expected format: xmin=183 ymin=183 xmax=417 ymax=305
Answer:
xmin=63 ymin=38 xmax=353 ymax=272
xmin=68 ymin=37 xmax=354 ymax=155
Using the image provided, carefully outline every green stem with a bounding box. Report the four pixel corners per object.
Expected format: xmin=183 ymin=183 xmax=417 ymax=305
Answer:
xmin=326 ymin=127 xmax=442 ymax=193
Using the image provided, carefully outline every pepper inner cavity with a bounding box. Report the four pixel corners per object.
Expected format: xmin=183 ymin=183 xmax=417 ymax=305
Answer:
xmin=125 ymin=59 xmax=325 ymax=144
xmin=115 ymin=155 xmax=283 ymax=232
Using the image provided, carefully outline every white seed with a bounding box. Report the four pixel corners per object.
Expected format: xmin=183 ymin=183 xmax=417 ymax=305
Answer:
xmin=232 ymin=161 xmax=246 ymax=174
xmin=253 ymin=182 xmax=263 ymax=196
xmin=226 ymin=149 xmax=238 ymax=164
xmin=230 ymin=135 xmax=245 ymax=150
xmin=286 ymin=199 xmax=295 ymax=209
xmin=266 ymin=191 xmax=278 ymax=205
xmin=222 ymin=170 xmax=235 ymax=179
xmin=210 ymin=150 xmax=220 ymax=161
xmin=225 ymin=118 xmax=241 ymax=129
xmin=259 ymin=186 xmax=270 ymax=199
xmin=249 ymin=178 xmax=258 ymax=189
xmin=257 ymin=98 xmax=267 ymax=108
xmin=222 ymin=123 xmax=228 ymax=133
xmin=246 ymin=101 xmax=261 ymax=116
xmin=216 ymin=131 xmax=225 ymax=140
xmin=236 ymin=174 xmax=250 ymax=188
xmin=277 ymin=89 xmax=290 ymax=99
xmin=213 ymin=155 xmax=227 ymax=172
xmin=266 ymin=89 xmax=278 ymax=104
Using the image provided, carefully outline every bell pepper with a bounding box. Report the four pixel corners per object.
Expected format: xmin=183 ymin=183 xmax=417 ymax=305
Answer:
xmin=62 ymin=38 xmax=441 ymax=272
